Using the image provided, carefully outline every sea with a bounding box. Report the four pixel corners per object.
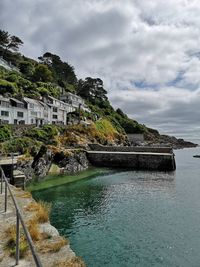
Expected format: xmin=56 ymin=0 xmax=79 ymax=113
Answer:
xmin=32 ymin=146 xmax=200 ymax=267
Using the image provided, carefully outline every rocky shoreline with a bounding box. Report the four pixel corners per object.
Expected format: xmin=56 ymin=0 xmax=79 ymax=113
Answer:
xmin=16 ymin=145 xmax=90 ymax=182
xmin=144 ymin=137 xmax=198 ymax=150
xmin=15 ymin=137 xmax=198 ymax=184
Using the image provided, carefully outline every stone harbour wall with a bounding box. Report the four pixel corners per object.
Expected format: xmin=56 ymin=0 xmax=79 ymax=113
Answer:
xmin=87 ymin=151 xmax=176 ymax=171
xmin=88 ymin=144 xmax=173 ymax=154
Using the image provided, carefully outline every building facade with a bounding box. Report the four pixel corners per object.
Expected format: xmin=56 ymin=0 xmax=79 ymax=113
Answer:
xmin=0 ymin=96 xmax=28 ymax=125
xmin=0 ymin=93 xmax=88 ymax=126
xmin=60 ymin=92 xmax=90 ymax=112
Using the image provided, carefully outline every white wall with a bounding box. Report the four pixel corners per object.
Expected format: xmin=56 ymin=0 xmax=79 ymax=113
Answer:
xmin=0 ymin=106 xmax=28 ymax=124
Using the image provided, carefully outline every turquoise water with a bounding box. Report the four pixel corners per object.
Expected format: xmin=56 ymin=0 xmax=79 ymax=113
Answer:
xmin=32 ymin=147 xmax=200 ymax=267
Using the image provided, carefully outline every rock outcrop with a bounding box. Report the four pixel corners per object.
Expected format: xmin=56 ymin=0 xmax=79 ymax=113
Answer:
xmin=54 ymin=150 xmax=89 ymax=174
xmin=16 ymin=146 xmax=90 ymax=182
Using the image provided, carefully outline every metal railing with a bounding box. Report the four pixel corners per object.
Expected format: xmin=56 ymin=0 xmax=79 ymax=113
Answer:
xmin=0 ymin=166 xmax=43 ymax=266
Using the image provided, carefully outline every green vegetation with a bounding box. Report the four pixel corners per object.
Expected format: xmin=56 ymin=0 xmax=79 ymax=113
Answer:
xmin=0 ymin=125 xmax=12 ymax=142
xmin=26 ymin=125 xmax=59 ymax=143
xmin=0 ymin=136 xmax=41 ymax=155
xmin=5 ymin=225 xmax=28 ymax=258
xmin=0 ymin=28 xmax=160 ymax=147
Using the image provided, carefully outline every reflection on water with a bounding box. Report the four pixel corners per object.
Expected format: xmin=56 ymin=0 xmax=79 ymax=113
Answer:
xmin=33 ymin=147 xmax=200 ymax=267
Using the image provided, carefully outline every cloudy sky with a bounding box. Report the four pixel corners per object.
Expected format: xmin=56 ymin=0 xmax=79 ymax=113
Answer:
xmin=1 ymin=0 xmax=200 ymax=141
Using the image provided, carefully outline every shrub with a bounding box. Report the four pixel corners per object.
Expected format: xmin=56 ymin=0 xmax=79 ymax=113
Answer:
xmin=19 ymin=61 xmax=34 ymax=77
xmin=0 ymin=137 xmax=41 ymax=154
xmin=5 ymin=225 xmax=29 ymax=258
xmin=25 ymin=201 xmax=51 ymax=223
xmin=37 ymin=236 xmax=68 ymax=253
xmin=27 ymin=219 xmax=41 ymax=241
xmin=5 ymin=72 xmax=19 ymax=83
xmin=0 ymin=79 xmax=17 ymax=94
xmin=95 ymin=119 xmax=119 ymax=141
xmin=0 ymin=125 xmax=12 ymax=142
xmin=26 ymin=125 xmax=59 ymax=143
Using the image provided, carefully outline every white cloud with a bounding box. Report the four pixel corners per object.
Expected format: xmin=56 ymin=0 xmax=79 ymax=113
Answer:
xmin=1 ymin=0 xmax=200 ymax=140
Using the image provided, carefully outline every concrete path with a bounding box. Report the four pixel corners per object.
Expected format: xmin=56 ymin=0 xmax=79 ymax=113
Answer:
xmin=0 ymin=183 xmax=77 ymax=267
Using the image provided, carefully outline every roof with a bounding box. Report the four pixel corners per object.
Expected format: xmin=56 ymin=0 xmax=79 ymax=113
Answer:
xmin=24 ymin=97 xmax=43 ymax=107
xmin=10 ymin=98 xmax=24 ymax=104
xmin=38 ymin=100 xmax=49 ymax=107
xmin=0 ymin=95 xmax=10 ymax=102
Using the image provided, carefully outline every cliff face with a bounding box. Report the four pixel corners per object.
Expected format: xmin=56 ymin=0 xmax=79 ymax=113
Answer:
xmin=16 ymin=146 xmax=90 ymax=181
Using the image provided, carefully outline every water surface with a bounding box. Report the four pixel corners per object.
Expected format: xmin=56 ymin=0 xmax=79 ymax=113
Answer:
xmin=33 ymin=147 xmax=200 ymax=267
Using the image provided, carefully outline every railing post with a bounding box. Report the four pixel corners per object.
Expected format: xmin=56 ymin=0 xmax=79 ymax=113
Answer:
xmin=16 ymin=210 xmax=20 ymax=265
xmin=1 ymin=169 xmax=2 ymax=194
xmin=11 ymin=153 xmax=14 ymax=185
xmin=4 ymin=181 xmax=7 ymax=212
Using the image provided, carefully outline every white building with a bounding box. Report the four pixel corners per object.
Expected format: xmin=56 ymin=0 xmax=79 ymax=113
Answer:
xmin=43 ymin=96 xmax=74 ymax=125
xmin=60 ymin=92 xmax=86 ymax=109
xmin=0 ymin=96 xmax=12 ymax=124
xmin=0 ymin=92 xmax=86 ymax=126
xmin=23 ymin=97 xmax=44 ymax=126
xmin=0 ymin=96 xmax=28 ymax=125
xmin=38 ymin=101 xmax=51 ymax=125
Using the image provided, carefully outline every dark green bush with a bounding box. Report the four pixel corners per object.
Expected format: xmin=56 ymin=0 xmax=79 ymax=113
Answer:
xmin=0 ymin=125 xmax=12 ymax=142
xmin=0 ymin=79 xmax=17 ymax=95
xmin=26 ymin=125 xmax=59 ymax=143
xmin=0 ymin=137 xmax=41 ymax=154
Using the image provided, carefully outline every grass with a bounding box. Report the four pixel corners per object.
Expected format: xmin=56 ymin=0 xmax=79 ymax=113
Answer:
xmin=27 ymin=219 xmax=41 ymax=241
xmin=5 ymin=225 xmax=29 ymax=258
xmin=37 ymin=236 xmax=68 ymax=253
xmin=25 ymin=201 xmax=51 ymax=223
xmin=16 ymin=190 xmax=32 ymax=198
xmin=53 ymin=256 xmax=86 ymax=267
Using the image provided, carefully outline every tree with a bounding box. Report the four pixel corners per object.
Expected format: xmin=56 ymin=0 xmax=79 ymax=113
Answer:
xmin=7 ymin=35 xmax=23 ymax=52
xmin=38 ymin=52 xmax=77 ymax=86
xmin=0 ymin=30 xmax=9 ymax=49
xmin=32 ymin=64 xmax=53 ymax=82
xmin=0 ymin=29 xmax=23 ymax=58
xmin=19 ymin=61 xmax=34 ymax=77
xmin=77 ymin=77 xmax=108 ymax=103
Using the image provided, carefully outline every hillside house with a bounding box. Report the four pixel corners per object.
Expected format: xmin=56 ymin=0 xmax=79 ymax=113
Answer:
xmin=23 ymin=97 xmax=44 ymax=126
xmin=0 ymin=96 xmax=28 ymax=125
xmin=0 ymin=92 xmax=89 ymax=126
xmin=43 ymin=96 xmax=75 ymax=125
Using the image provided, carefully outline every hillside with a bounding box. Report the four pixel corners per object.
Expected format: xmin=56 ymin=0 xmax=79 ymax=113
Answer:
xmin=0 ymin=29 xmax=197 ymax=153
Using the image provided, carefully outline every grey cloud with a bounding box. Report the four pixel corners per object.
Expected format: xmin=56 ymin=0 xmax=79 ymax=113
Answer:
xmin=1 ymin=0 xmax=200 ymax=140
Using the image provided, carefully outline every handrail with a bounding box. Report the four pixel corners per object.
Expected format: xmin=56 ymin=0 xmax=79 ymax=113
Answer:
xmin=0 ymin=166 xmax=43 ymax=266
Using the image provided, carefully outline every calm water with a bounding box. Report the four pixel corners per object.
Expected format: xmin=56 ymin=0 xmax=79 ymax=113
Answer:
xmin=32 ymin=147 xmax=200 ymax=267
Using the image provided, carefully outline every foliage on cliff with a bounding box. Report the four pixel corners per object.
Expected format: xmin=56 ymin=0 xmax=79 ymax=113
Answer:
xmin=0 ymin=28 xmax=153 ymax=136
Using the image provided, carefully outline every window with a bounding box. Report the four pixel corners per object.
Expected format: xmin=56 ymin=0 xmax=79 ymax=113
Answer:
xmin=53 ymin=114 xmax=57 ymax=119
xmin=31 ymin=111 xmax=37 ymax=116
xmin=53 ymin=107 xmax=58 ymax=112
xmin=17 ymin=103 xmax=24 ymax=108
xmin=0 ymin=101 xmax=9 ymax=107
xmin=17 ymin=111 xmax=23 ymax=118
xmin=29 ymin=103 xmax=34 ymax=108
xmin=1 ymin=120 xmax=9 ymax=124
xmin=1 ymin=110 xmax=9 ymax=116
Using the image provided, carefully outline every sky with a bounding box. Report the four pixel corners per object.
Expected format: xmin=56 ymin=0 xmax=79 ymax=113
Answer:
xmin=1 ymin=0 xmax=200 ymax=141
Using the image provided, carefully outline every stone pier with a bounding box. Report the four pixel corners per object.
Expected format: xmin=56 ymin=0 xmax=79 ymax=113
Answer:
xmin=87 ymin=145 xmax=176 ymax=171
